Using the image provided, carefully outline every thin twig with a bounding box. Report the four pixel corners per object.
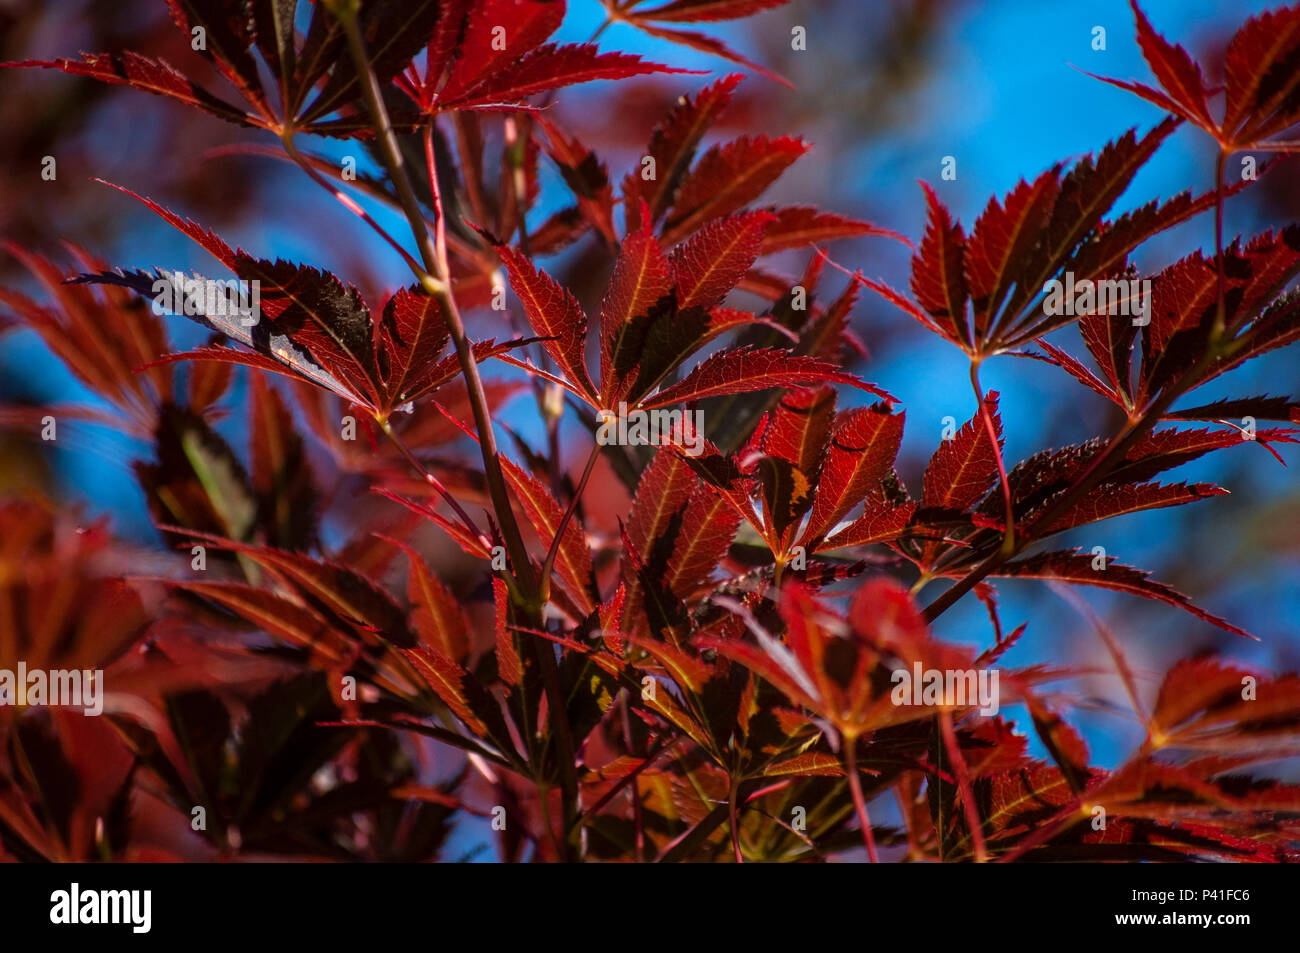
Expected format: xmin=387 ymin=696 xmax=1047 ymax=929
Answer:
xmin=418 ymin=118 xmax=581 ymax=859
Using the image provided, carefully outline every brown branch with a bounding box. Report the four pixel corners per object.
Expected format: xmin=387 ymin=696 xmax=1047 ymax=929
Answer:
xmin=337 ymin=7 xmax=578 ymax=858
xmin=338 ymin=8 xmax=534 ymax=597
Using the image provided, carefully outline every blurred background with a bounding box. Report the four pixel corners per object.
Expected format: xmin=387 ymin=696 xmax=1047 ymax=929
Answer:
xmin=1 ymin=0 xmax=1296 ymax=797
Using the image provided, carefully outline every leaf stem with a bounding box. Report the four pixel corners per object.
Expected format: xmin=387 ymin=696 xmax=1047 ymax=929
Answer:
xmin=970 ymin=359 xmax=1015 ymax=555
xmin=538 ymin=442 xmax=601 ymax=605
xmin=281 ymin=133 xmax=423 ymax=276
xmin=923 ymin=342 xmax=1226 ymax=623
xmin=620 ymin=693 xmax=647 ymax=862
xmin=535 ymin=780 xmax=565 ymax=861
xmin=1212 ymin=148 xmax=1228 ymax=339
xmin=377 ymin=418 xmax=491 ymax=551
xmin=570 ymin=735 xmax=676 ymax=833
xmin=844 ymin=737 xmax=879 ymax=862
xmin=938 ymin=709 xmax=987 ymax=862
xmin=728 ymin=780 xmax=744 ymax=863
xmin=994 ymin=798 xmax=1082 ymax=863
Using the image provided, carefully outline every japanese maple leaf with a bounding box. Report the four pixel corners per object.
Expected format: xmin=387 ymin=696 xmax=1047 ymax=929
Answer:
xmin=687 ymin=387 xmax=906 ymax=561
xmin=699 ymin=580 xmax=988 ymax=745
xmin=4 ymin=0 xmax=443 ymax=137
xmin=612 ymin=0 xmax=798 ymax=88
xmin=76 ymin=181 xmax=529 ymax=421
xmin=490 ymin=209 xmax=890 ymax=415
xmin=398 ymin=0 xmax=686 ymax=114
xmin=1093 ymin=1 xmax=1300 ymax=152
xmin=869 ymin=119 xmax=1247 ymax=355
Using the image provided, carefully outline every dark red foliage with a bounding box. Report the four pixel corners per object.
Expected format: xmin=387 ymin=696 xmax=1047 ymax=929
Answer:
xmin=0 ymin=0 xmax=1298 ymax=865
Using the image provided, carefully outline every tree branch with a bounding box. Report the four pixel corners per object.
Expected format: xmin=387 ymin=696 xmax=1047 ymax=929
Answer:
xmin=338 ymin=7 xmax=578 ymax=858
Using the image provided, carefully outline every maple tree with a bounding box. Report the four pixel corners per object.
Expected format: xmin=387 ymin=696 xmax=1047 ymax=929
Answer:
xmin=0 ymin=0 xmax=1297 ymax=864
